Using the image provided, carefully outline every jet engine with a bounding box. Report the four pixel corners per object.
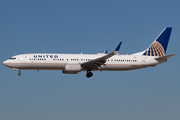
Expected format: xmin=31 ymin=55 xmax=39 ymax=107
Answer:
xmin=62 ymin=64 xmax=81 ymax=74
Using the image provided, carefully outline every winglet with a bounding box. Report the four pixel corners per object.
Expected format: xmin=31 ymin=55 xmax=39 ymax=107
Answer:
xmin=114 ymin=42 xmax=122 ymax=53
xmin=104 ymin=50 xmax=108 ymax=54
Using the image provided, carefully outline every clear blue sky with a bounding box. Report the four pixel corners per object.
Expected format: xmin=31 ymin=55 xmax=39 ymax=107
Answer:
xmin=0 ymin=1 xmax=179 ymax=120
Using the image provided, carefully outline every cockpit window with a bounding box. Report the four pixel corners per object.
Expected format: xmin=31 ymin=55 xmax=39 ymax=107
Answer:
xmin=9 ymin=58 xmax=16 ymax=60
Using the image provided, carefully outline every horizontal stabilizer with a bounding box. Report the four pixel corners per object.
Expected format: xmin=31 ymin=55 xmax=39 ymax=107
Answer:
xmin=155 ymin=54 xmax=176 ymax=61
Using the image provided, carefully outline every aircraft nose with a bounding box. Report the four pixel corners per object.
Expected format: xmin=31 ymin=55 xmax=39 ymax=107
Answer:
xmin=3 ymin=60 xmax=9 ymax=66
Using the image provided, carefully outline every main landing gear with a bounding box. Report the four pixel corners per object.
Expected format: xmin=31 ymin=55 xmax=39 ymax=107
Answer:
xmin=86 ymin=70 xmax=93 ymax=78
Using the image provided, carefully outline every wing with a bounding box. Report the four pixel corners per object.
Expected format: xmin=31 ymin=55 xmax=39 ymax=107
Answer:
xmin=81 ymin=42 xmax=122 ymax=70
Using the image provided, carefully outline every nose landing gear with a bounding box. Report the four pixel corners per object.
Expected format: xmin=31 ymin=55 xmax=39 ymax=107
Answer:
xmin=12 ymin=68 xmax=21 ymax=76
xmin=18 ymin=71 xmax=21 ymax=76
xmin=86 ymin=70 xmax=93 ymax=78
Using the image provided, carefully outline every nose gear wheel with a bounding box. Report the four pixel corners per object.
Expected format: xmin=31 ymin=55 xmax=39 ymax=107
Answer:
xmin=18 ymin=71 xmax=21 ymax=76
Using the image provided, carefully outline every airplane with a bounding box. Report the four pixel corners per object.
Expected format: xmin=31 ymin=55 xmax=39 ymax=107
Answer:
xmin=3 ymin=27 xmax=176 ymax=78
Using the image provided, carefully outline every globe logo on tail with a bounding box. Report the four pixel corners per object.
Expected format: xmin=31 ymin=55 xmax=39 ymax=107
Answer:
xmin=144 ymin=41 xmax=165 ymax=56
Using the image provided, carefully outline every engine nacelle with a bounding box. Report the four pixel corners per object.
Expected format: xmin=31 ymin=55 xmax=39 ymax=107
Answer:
xmin=62 ymin=64 xmax=81 ymax=74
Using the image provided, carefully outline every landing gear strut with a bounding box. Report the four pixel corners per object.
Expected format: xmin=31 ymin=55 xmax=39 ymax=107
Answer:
xmin=86 ymin=70 xmax=93 ymax=78
xmin=18 ymin=71 xmax=21 ymax=76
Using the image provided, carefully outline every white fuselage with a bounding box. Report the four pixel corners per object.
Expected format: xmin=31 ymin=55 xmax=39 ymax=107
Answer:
xmin=3 ymin=27 xmax=174 ymax=77
xmin=3 ymin=53 xmax=164 ymax=71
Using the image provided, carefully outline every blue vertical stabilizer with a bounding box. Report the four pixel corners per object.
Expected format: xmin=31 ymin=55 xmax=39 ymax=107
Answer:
xmin=143 ymin=27 xmax=172 ymax=56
